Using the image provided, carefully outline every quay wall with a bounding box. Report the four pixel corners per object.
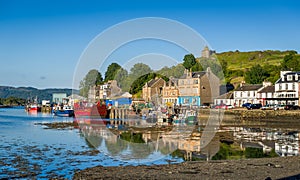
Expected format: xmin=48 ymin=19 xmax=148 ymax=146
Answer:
xmin=199 ymin=109 xmax=300 ymax=120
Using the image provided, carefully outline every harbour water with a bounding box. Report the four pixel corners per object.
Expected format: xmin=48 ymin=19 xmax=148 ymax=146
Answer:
xmin=0 ymin=107 xmax=183 ymax=179
xmin=1 ymin=107 xmax=300 ymax=179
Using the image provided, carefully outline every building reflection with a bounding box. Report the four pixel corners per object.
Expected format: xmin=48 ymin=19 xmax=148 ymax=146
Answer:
xmin=76 ymin=118 xmax=299 ymax=162
xmin=77 ymin=118 xmax=221 ymax=162
xmin=227 ymin=127 xmax=300 ymax=157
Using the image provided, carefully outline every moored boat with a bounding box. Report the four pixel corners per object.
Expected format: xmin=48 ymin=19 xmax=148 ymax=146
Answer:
xmin=74 ymin=101 xmax=108 ymax=118
xmin=53 ymin=105 xmax=74 ymax=117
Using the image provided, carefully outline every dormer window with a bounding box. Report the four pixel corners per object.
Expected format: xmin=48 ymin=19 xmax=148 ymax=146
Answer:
xmin=296 ymin=75 xmax=299 ymax=81
xmin=287 ymin=75 xmax=292 ymax=81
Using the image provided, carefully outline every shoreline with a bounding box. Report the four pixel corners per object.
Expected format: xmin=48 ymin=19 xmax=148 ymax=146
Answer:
xmin=73 ymin=156 xmax=300 ymax=179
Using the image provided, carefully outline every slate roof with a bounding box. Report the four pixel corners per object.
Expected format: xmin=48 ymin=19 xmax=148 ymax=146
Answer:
xmin=276 ymin=72 xmax=300 ymax=83
xmin=215 ymin=92 xmax=234 ymax=99
xmin=145 ymin=78 xmax=164 ymax=87
xmin=235 ymin=84 xmax=263 ymax=91
xmin=257 ymin=85 xmax=275 ymax=93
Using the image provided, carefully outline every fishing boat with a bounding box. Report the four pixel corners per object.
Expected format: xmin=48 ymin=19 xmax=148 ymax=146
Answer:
xmin=172 ymin=110 xmax=197 ymax=126
xmin=53 ymin=105 xmax=74 ymax=117
xmin=74 ymin=101 xmax=108 ymax=118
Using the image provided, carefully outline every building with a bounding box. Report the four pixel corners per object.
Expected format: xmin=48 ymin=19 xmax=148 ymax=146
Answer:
xmin=177 ymin=68 xmax=220 ymax=106
xmin=201 ymin=46 xmax=216 ymax=58
xmin=142 ymin=77 xmax=166 ymax=103
xmin=162 ymin=78 xmax=179 ymax=105
xmin=257 ymin=83 xmax=276 ymax=106
xmin=88 ymin=80 xmax=122 ymax=102
xmin=274 ymin=71 xmax=300 ymax=105
xmin=52 ymin=93 xmax=67 ymax=104
xmin=233 ymin=82 xmax=263 ymax=107
xmin=214 ymin=92 xmax=234 ymax=106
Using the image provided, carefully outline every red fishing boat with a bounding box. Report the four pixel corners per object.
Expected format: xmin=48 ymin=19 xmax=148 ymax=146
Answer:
xmin=74 ymin=101 xmax=108 ymax=118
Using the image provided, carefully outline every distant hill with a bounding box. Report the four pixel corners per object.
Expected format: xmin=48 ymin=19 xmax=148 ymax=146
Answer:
xmin=0 ymin=86 xmax=79 ymax=102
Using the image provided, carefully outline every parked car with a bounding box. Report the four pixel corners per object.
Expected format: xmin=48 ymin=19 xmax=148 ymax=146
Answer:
xmin=273 ymin=104 xmax=285 ymax=111
xmin=247 ymin=103 xmax=262 ymax=110
xmin=242 ymin=103 xmax=251 ymax=108
xmin=261 ymin=104 xmax=275 ymax=110
xmin=226 ymin=104 xmax=235 ymax=109
xmin=284 ymin=104 xmax=300 ymax=110
xmin=199 ymin=104 xmax=209 ymax=109
xmin=213 ymin=104 xmax=226 ymax=109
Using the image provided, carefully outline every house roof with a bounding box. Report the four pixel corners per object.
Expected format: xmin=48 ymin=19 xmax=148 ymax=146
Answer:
xmin=145 ymin=78 xmax=164 ymax=87
xmin=180 ymin=71 xmax=206 ymax=79
xmin=215 ymin=92 xmax=233 ymax=99
xmin=276 ymin=71 xmax=300 ymax=83
xmin=235 ymin=84 xmax=263 ymax=91
xmin=257 ymin=85 xmax=275 ymax=93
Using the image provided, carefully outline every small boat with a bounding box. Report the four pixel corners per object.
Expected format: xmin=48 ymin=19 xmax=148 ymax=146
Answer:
xmin=185 ymin=110 xmax=197 ymax=125
xmin=53 ymin=105 xmax=74 ymax=117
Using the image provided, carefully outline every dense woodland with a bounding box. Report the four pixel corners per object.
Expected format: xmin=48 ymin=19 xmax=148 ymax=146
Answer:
xmin=80 ymin=50 xmax=300 ymax=98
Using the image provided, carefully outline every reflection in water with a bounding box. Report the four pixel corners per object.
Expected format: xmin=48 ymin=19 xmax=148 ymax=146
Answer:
xmin=77 ymin=118 xmax=221 ymax=162
xmin=77 ymin=117 xmax=300 ymax=163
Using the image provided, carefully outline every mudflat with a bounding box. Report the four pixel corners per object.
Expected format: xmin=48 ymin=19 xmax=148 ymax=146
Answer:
xmin=73 ymin=156 xmax=300 ymax=180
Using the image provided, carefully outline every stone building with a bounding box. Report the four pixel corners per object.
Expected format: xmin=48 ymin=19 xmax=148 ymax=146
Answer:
xmin=142 ymin=77 xmax=166 ymax=103
xmin=177 ymin=68 xmax=220 ymax=106
xmin=201 ymin=46 xmax=216 ymax=58
xmin=88 ymin=80 xmax=122 ymax=102
xmin=162 ymin=78 xmax=179 ymax=105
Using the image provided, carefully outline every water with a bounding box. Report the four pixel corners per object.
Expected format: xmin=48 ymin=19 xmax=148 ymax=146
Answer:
xmin=0 ymin=107 xmax=182 ymax=179
xmin=1 ymin=107 xmax=299 ymax=179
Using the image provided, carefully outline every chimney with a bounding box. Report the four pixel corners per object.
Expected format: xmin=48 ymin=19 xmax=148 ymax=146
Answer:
xmin=240 ymin=81 xmax=245 ymax=87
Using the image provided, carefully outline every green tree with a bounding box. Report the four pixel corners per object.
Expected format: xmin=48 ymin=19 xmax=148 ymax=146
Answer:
xmin=104 ymin=63 xmax=122 ymax=82
xmin=244 ymin=64 xmax=269 ymax=84
xmin=130 ymin=63 xmax=152 ymax=78
xmin=79 ymin=69 xmax=103 ymax=97
xmin=191 ymin=61 xmax=204 ymax=72
xmin=281 ymin=52 xmax=300 ymax=71
xmin=183 ymin=54 xmax=196 ymax=69
xmin=115 ymin=68 xmax=128 ymax=88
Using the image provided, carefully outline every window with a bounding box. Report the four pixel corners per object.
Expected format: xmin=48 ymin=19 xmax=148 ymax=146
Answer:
xmin=292 ymin=83 xmax=295 ymax=90
xmin=287 ymin=75 xmax=292 ymax=81
xmin=279 ymin=84 xmax=282 ymax=90
xmin=194 ymin=80 xmax=198 ymax=84
xmin=296 ymin=75 xmax=299 ymax=81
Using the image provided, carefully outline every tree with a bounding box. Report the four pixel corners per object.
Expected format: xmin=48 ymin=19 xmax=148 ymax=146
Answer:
xmin=130 ymin=63 xmax=152 ymax=78
xmin=79 ymin=69 xmax=103 ymax=97
xmin=183 ymin=54 xmax=196 ymax=69
xmin=191 ymin=61 xmax=203 ymax=72
xmin=244 ymin=64 xmax=269 ymax=84
xmin=115 ymin=68 xmax=128 ymax=88
xmin=104 ymin=63 xmax=122 ymax=82
xmin=281 ymin=52 xmax=300 ymax=71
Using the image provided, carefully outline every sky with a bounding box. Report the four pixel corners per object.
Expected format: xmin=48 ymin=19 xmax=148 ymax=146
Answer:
xmin=0 ymin=0 xmax=299 ymax=89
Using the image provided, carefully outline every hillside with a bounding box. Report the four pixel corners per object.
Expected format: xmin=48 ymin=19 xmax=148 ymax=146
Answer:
xmin=0 ymin=86 xmax=78 ymax=102
xmin=216 ymin=50 xmax=295 ymax=71
xmin=215 ymin=50 xmax=297 ymax=86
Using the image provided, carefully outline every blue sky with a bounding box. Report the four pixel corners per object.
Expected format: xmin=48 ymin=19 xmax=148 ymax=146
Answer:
xmin=0 ymin=0 xmax=299 ymax=89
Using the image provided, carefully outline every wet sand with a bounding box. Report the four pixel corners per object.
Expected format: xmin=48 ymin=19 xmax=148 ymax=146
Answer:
xmin=73 ymin=156 xmax=300 ymax=180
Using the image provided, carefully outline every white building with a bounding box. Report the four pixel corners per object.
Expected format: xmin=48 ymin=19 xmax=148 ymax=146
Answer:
xmin=274 ymin=71 xmax=300 ymax=105
xmin=257 ymin=81 xmax=276 ymax=106
xmin=214 ymin=92 xmax=234 ymax=106
xmin=233 ymin=83 xmax=263 ymax=107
